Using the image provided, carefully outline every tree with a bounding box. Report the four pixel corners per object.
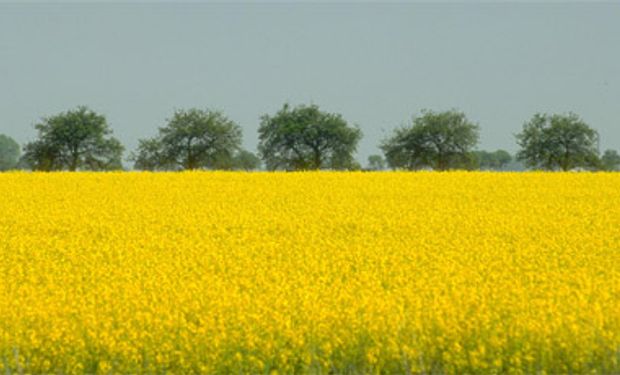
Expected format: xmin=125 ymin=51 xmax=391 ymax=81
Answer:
xmin=232 ymin=149 xmax=261 ymax=171
xmin=380 ymin=109 xmax=479 ymax=171
xmin=367 ymin=154 xmax=386 ymax=170
xmin=0 ymin=134 xmax=20 ymax=171
xmin=258 ymin=103 xmax=362 ymax=171
xmin=130 ymin=138 xmax=173 ymax=171
xmin=21 ymin=106 xmax=123 ymax=171
xmin=492 ymin=150 xmax=512 ymax=170
xmin=329 ymin=152 xmax=361 ymax=171
xmin=133 ymin=109 xmax=242 ymax=171
xmin=515 ymin=113 xmax=600 ymax=171
xmin=474 ymin=149 xmax=512 ymax=170
xmin=601 ymin=149 xmax=620 ymax=171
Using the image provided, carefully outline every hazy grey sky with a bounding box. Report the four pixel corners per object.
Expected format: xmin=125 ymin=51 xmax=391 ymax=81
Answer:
xmin=1 ymin=2 xmax=619 ymax=163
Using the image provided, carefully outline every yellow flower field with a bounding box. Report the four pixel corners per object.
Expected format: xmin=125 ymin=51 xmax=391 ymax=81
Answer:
xmin=0 ymin=172 xmax=619 ymax=374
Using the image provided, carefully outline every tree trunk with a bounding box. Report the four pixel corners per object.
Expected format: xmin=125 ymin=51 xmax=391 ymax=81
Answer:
xmin=69 ymin=154 xmax=79 ymax=171
xmin=313 ymin=151 xmax=321 ymax=170
xmin=185 ymin=138 xmax=194 ymax=170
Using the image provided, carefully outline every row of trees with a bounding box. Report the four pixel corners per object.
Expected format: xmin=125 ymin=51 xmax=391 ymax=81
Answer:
xmin=1 ymin=104 xmax=619 ymax=172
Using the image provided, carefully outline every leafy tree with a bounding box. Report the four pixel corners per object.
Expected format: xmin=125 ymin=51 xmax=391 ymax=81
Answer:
xmin=21 ymin=106 xmax=123 ymax=171
xmin=492 ymin=150 xmax=512 ymax=169
xmin=330 ymin=152 xmax=361 ymax=171
xmin=335 ymin=157 xmax=362 ymax=171
xmin=130 ymin=138 xmax=174 ymax=171
xmin=516 ymin=113 xmax=600 ymax=171
xmin=367 ymin=154 xmax=386 ymax=170
xmin=380 ymin=109 xmax=479 ymax=171
xmin=472 ymin=151 xmax=488 ymax=170
xmin=133 ymin=109 xmax=242 ymax=171
xmin=258 ymin=103 xmax=362 ymax=171
xmin=474 ymin=149 xmax=512 ymax=170
xmin=232 ymin=149 xmax=261 ymax=171
xmin=601 ymin=149 xmax=620 ymax=171
xmin=0 ymin=134 xmax=20 ymax=171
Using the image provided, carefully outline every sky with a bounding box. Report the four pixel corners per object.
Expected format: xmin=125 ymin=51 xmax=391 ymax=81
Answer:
xmin=1 ymin=2 xmax=619 ymax=165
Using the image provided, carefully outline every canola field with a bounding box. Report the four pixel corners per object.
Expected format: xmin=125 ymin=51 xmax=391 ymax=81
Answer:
xmin=0 ymin=172 xmax=619 ymax=374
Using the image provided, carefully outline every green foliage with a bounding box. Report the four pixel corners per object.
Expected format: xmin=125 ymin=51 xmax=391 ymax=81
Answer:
xmin=367 ymin=154 xmax=386 ymax=171
xmin=380 ymin=109 xmax=479 ymax=171
xmin=0 ymin=134 xmax=20 ymax=171
xmin=329 ymin=151 xmax=361 ymax=171
xmin=335 ymin=158 xmax=361 ymax=171
xmin=516 ymin=113 xmax=600 ymax=171
xmin=131 ymin=138 xmax=175 ymax=171
xmin=601 ymin=149 xmax=620 ymax=171
xmin=132 ymin=109 xmax=242 ymax=171
xmin=20 ymin=106 xmax=124 ymax=171
xmin=473 ymin=150 xmax=512 ymax=170
xmin=258 ymin=104 xmax=362 ymax=171
xmin=232 ymin=150 xmax=261 ymax=171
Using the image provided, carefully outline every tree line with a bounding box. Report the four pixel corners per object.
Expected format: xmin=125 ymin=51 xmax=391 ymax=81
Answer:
xmin=1 ymin=104 xmax=619 ymax=172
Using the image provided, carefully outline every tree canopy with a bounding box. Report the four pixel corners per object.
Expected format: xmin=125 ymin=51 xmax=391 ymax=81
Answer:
xmin=380 ymin=110 xmax=479 ymax=171
xmin=257 ymin=104 xmax=362 ymax=171
xmin=6 ymin=105 xmax=618 ymax=173
xmin=21 ymin=106 xmax=123 ymax=171
xmin=132 ymin=109 xmax=242 ymax=171
xmin=474 ymin=150 xmax=512 ymax=170
xmin=131 ymin=138 xmax=174 ymax=171
xmin=515 ymin=113 xmax=600 ymax=171
xmin=601 ymin=149 xmax=620 ymax=171
xmin=232 ymin=150 xmax=261 ymax=171
xmin=0 ymin=134 xmax=20 ymax=171
xmin=367 ymin=154 xmax=386 ymax=171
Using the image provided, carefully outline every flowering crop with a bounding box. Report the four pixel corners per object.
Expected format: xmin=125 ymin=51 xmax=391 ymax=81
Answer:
xmin=0 ymin=172 xmax=619 ymax=374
